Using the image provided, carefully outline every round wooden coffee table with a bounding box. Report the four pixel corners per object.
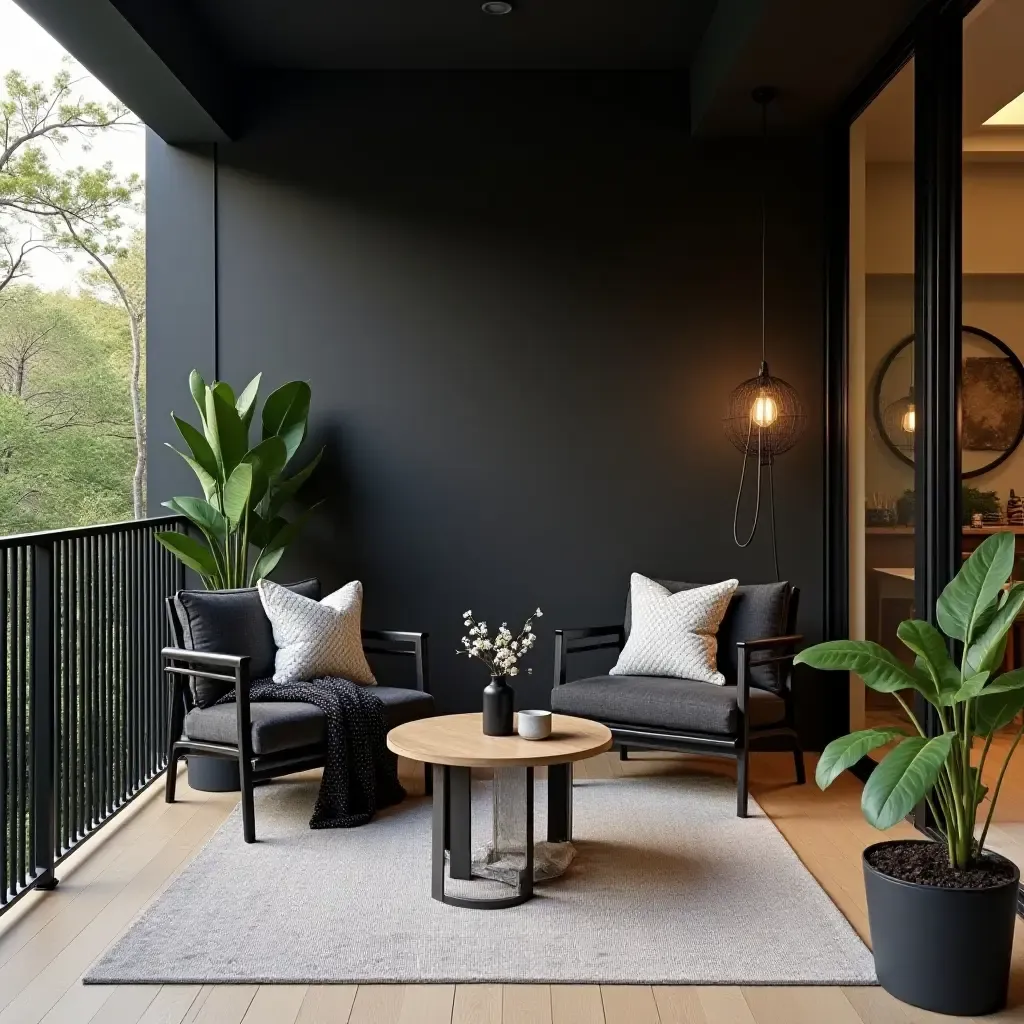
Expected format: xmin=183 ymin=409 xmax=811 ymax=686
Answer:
xmin=387 ymin=712 xmax=612 ymax=909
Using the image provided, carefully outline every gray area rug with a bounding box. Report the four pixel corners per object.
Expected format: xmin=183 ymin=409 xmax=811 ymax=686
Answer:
xmin=86 ymin=774 xmax=876 ymax=985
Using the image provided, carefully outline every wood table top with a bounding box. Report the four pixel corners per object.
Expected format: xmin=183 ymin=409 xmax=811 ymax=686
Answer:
xmin=386 ymin=713 xmax=613 ymax=768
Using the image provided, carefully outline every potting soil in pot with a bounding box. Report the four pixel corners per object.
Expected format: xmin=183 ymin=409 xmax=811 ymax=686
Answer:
xmin=866 ymin=840 xmax=1017 ymax=889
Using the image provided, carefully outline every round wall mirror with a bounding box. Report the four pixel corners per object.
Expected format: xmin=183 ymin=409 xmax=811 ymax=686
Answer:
xmin=873 ymin=326 xmax=1024 ymax=480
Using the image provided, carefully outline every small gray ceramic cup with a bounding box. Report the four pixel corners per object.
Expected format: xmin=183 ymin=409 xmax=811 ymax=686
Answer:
xmin=517 ymin=709 xmax=552 ymax=740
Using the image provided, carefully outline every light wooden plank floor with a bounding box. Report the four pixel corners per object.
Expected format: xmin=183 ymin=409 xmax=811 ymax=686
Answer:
xmin=4 ymin=751 xmax=1024 ymax=1023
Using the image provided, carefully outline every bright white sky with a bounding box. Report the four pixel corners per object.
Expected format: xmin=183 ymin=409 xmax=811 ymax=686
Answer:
xmin=0 ymin=0 xmax=145 ymax=292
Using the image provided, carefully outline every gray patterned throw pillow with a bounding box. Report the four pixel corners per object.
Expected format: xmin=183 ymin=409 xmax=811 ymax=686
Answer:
xmin=610 ymin=574 xmax=738 ymax=685
xmin=257 ymin=579 xmax=376 ymax=686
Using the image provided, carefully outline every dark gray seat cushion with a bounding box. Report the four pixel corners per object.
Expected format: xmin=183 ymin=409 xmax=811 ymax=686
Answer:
xmin=624 ymin=580 xmax=791 ymax=691
xmin=173 ymin=579 xmax=321 ymax=706
xmin=183 ymin=686 xmax=435 ymax=755
xmin=550 ymin=675 xmax=785 ymax=736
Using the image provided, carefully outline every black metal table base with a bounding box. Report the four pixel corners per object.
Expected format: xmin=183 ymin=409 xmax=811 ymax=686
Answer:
xmin=430 ymin=761 xmax=573 ymax=909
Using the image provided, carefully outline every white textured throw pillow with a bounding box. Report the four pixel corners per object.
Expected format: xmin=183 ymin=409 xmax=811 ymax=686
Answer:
xmin=258 ymin=579 xmax=376 ymax=686
xmin=610 ymin=574 xmax=738 ymax=685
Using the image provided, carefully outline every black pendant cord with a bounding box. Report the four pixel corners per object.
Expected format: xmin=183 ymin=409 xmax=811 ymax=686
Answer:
xmin=768 ymin=458 xmax=781 ymax=581
xmin=732 ymin=88 xmax=781 ymax=580
xmin=760 ymin=98 xmax=767 ymax=367
xmin=732 ymin=420 xmax=763 ymax=548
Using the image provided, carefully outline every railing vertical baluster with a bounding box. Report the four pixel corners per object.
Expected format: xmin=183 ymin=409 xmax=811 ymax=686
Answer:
xmin=0 ymin=548 xmax=7 ymax=905
xmin=13 ymin=548 xmax=23 ymax=890
xmin=144 ymin=530 xmax=153 ymax=777
xmin=0 ymin=516 xmax=185 ymax=915
xmin=92 ymin=534 xmax=100 ymax=823
xmin=86 ymin=535 xmax=94 ymax=831
xmin=62 ymin=540 xmax=70 ymax=851
xmin=32 ymin=542 xmax=56 ymax=891
xmin=116 ymin=532 xmax=124 ymax=804
xmin=157 ymin=542 xmax=165 ymax=768
xmin=159 ymin=540 xmax=166 ymax=768
xmin=101 ymin=532 xmax=110 ymax=816
xmin=57 ymin=542 xmax=65 ymax=853
xmin=130 ymin=531 xmax=137 ymax=794
xmin=75 ymin=536 xmax=84 ymax=841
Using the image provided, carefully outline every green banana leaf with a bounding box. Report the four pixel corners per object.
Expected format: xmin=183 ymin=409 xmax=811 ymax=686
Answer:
xmin=173 ymin=415 xmax=219 ymax=482
xmin=861 ymin=733 xmax=954 ymax=829
xmin=250 ymin=502 xmax=322 ymax=584
xmin=936 ymin=531 xmax=1014 ymax=643
xmin=948 ymin=672 xmax=990 ymax=703
xmin=977 ymin=667 xmax=1024 ymax=695
xmin=162 ymin=496 xmax=227 ymax=542
xmin=815 ymin=728 xmax=905 ymax=790
xmin=206 ymin=387 xmax=248 ymax=477
xmin=964 ymin=582 xmax=1024 ymax=675
xmin=266 ymin=447 xmax=323 ymax=518
xmin=236 ymin=373 xmax=262 ymax=431
xmin=974 ymin=684 xmax=1024 ymax=734
xmin=222 ymin=463 xmax=253 ymax=526
xmin=164 ymin=444 xmax=218 ymax=503
xmin=189 ymin=370 xmax=207 ymax=423
xmin=262 ymin=381 xmax=311 ymax=461
xmin=243 ymin=436 xmax=288 ymax=506
xmin=212 ymin=380 xmax=236 ymax=406
xmin=793 ymin=640 xmax=928 ymax=696
xmin=154 ymin=531 xmax=219 ymax=580
xmin=895 ymin=619 xmax=957 ymax=704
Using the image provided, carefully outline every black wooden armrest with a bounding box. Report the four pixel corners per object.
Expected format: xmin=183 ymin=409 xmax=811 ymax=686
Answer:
xmin=162 ymin=646 xmax=248 ymax=671
xmin=735 ymin=634 xmax=803 ymax=720
xmin=162 ymin=647 xmax=253 ymax=759
xmin=361 ymin=630 xmax=431 ymax=693
xmin=736 ymin=633 xmax=803 ymax=653
xmin=553 ymin=625 xmax=625 ymax=687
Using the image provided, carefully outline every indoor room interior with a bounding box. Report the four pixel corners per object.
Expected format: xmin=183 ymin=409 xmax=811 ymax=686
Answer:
xmin=850 ymin=0 xmax=1024 ymax=859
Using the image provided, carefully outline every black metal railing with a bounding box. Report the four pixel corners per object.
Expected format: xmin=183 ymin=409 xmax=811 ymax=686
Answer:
xmin=0 ymin=516 xmax=185 ymax=913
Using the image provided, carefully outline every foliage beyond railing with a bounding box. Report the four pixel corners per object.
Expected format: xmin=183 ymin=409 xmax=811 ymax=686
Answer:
xmin=0 ymin=516 xmax=185 ymax=913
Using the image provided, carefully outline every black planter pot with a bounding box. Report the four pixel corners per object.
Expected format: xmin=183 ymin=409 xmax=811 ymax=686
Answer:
xmin=863 ymin=840 xmax=1020 ymax=1016
xmin=482 ymin=675 xmax=514 ymax=735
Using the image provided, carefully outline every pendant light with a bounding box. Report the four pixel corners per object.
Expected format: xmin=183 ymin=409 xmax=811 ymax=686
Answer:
xmin=883 ymin=354 xmax=916 ymax=455
xmin=723 ymin=87 xmax=806 ymax=579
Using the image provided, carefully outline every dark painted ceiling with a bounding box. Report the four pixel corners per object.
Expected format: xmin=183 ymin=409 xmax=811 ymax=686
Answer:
xmin=691 ymin=0 xmax=926 ymax=134
xmin=188 ymin=0 xmax=719 ymax=70
xmin=13 ymin=0 xmax=929 ymax=142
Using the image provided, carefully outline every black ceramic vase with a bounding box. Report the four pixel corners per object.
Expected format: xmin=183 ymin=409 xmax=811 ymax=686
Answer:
xmin=482 ymin=675 xmax=514 ymax=735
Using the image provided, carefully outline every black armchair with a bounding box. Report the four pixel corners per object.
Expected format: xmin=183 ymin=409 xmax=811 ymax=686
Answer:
xmin=162 ymin=580 xmax=432 ymax=842
xmin=551 ymin=581 xmax=803 ymax=817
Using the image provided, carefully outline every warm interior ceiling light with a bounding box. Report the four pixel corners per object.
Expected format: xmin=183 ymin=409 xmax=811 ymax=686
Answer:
xmin=984 ymin=91 xmax=1024 ymax=126
xmin=481 ymin=1 xmax=513 ymax=13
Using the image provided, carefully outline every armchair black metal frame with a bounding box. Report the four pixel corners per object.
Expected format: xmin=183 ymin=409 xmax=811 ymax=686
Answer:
xmin=162 ymin=604 xmax=430 ymax=843
xmin=552 ymin=589 xmax=803 ymax=818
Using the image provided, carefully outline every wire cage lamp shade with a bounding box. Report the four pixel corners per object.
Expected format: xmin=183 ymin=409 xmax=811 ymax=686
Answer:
xmin=723 ymin=361 xmax=806 ymax=462
xmin=882 ymin=387 xmax=916 ymax=456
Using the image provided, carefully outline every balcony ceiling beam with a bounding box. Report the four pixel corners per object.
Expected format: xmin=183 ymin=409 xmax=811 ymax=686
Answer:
xmin=10 ymin=0 xmax=238 ymax=143
xmin=689 ymin=0 xmax=927 ymax=135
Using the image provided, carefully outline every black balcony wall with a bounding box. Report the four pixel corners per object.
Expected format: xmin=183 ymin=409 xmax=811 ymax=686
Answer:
xmin=147 ymin=71 xmax=838 ymax=746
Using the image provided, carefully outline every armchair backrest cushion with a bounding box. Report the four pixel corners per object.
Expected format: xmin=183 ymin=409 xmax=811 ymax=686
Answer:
xmin=172 ymin=579 xmax=321 ymax=706
xmin=624 ymin=580 xmax=792 ymax=692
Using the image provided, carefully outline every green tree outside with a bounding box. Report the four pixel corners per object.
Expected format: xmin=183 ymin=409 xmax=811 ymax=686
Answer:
xmin=0 ymin=60 xmax=143 ymax=533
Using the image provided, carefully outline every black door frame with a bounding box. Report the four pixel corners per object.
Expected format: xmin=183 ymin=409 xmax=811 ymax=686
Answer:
xmin=825 ymin=0 xmax=979 ymax=810
xmin=825 ymin=0 xmax=972 ymax=712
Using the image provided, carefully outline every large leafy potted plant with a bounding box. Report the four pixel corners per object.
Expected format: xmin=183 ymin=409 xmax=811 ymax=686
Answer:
xmin=155 ymin=370 xmax=322 ymax=587
xmin=795 ymin=532 xmax=1023 ymax=1016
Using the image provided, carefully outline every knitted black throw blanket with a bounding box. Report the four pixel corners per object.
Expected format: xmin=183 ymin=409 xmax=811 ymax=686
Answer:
xmin=217 ymin=677 xmax=405 ymax=829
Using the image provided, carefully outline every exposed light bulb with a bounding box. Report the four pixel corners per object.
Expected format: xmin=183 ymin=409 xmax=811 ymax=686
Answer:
xmin=750 ymin=392 xmax=778 ymax=429
xmin=901 ymin=405 xmax=916 ymax=433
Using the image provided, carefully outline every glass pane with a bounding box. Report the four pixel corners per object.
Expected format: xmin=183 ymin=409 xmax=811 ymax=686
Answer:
xmin=849 ymin=59 xmax=916 ymax=751
xmin=962 ymin=0 xmax=1024 ymax=859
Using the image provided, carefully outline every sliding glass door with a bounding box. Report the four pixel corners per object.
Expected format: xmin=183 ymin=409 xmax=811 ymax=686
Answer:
xmin=848 ymin=60 xmax=919 ymax=750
